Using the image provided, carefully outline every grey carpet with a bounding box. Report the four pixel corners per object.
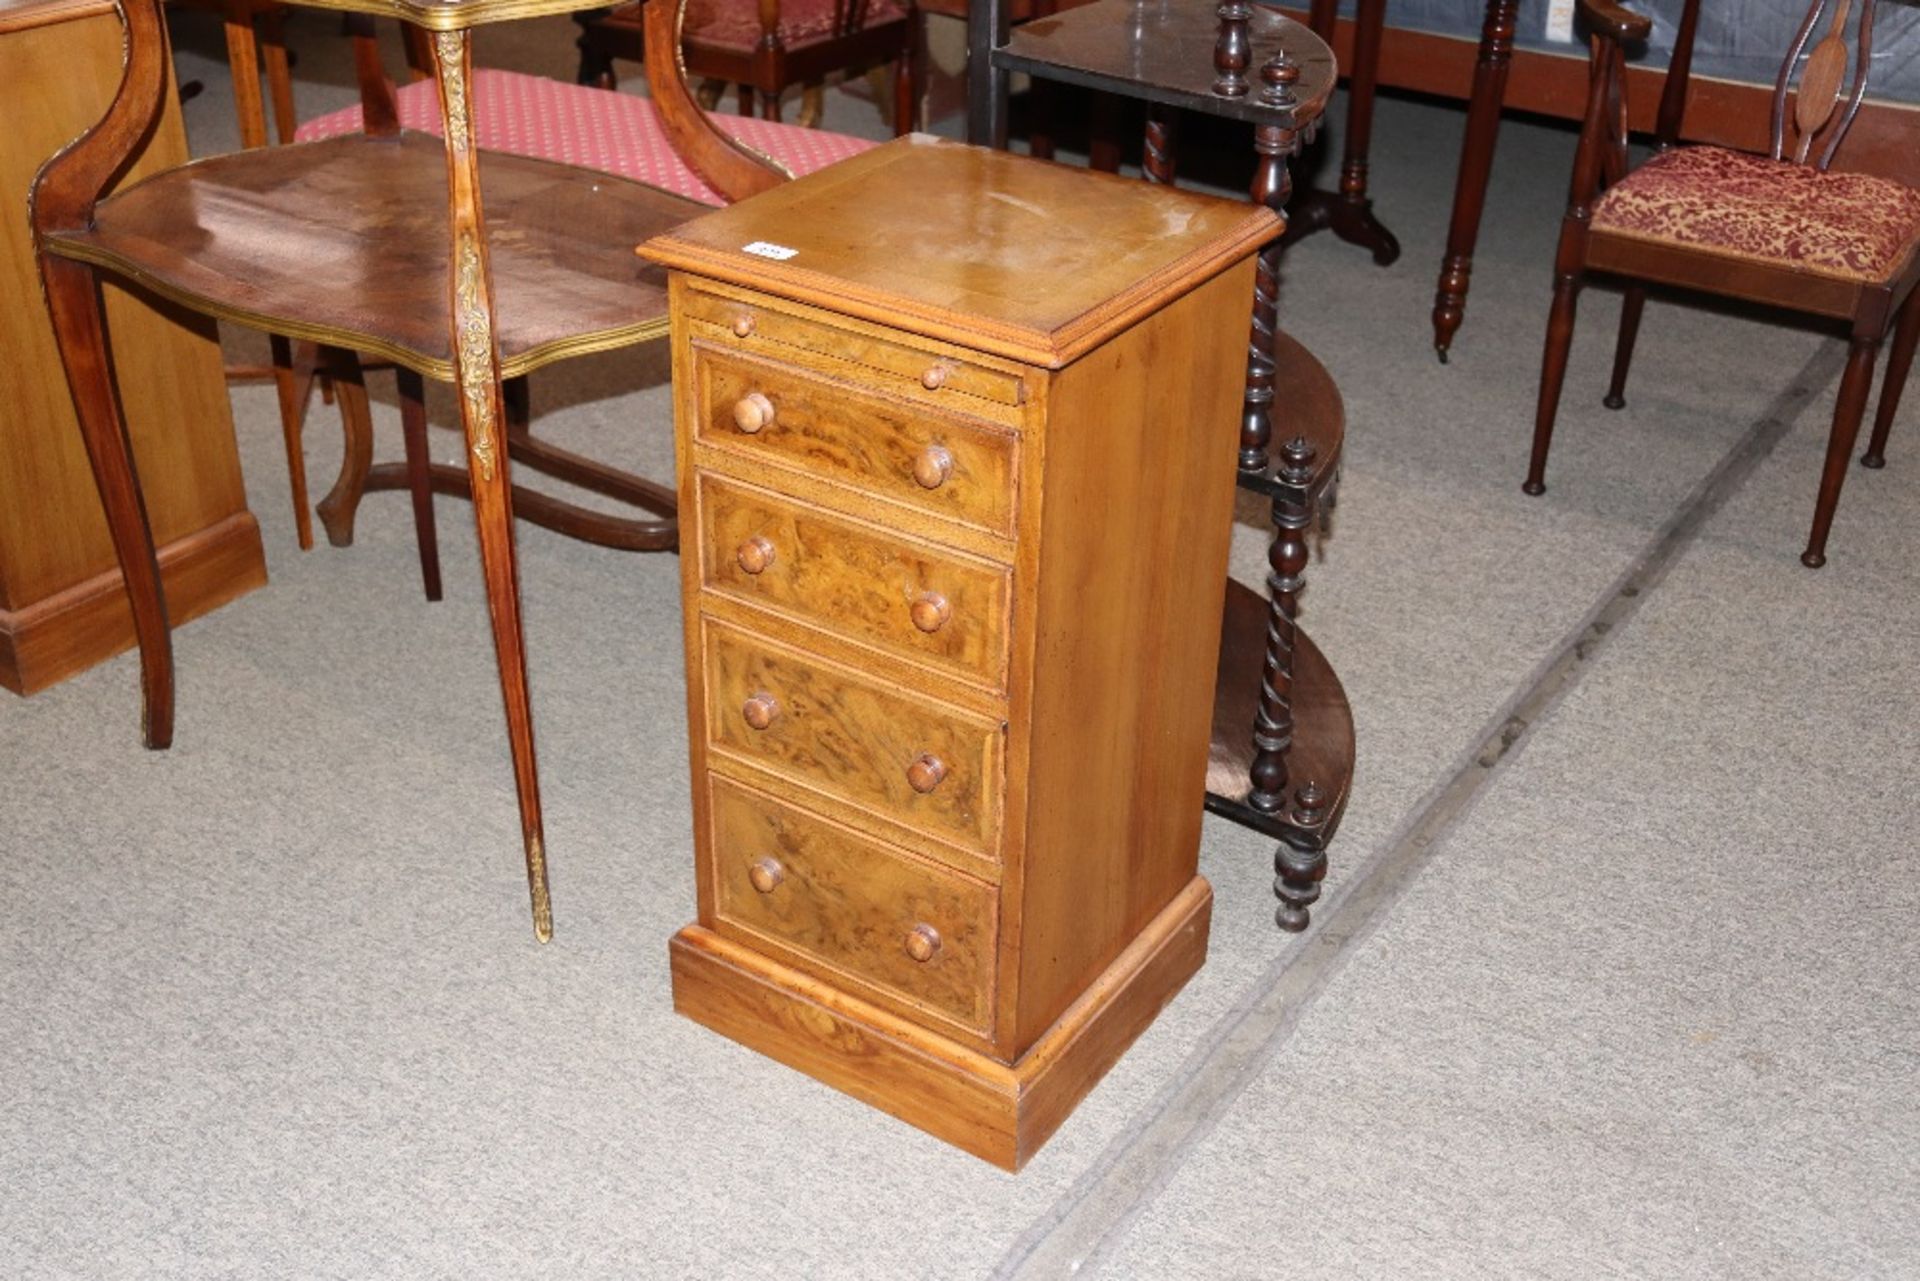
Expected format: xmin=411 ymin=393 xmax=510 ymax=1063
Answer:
xmin=2 ymin=12 xmax=1914 ymax=1278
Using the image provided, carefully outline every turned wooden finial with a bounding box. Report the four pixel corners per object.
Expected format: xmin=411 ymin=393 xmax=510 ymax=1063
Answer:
xmin=1279 ymin=435 xmax=1317 ymax=485
xmin=1290 ymin=780 xmax=1326 ymax=826
xmin=1213 ymin=1 xmax=1254 ymax=97
xmin=1259 ymin=51 xmax=1300 ymax=109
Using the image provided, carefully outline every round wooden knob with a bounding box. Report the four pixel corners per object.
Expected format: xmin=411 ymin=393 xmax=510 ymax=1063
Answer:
xmin=732 ymin=313 xmax=755 ymax=338
xmin=732 ymin=391 xmax=775 ymax=434
xmin=742 ymin=691 xmax=780 ymax=731
xmin=920 ymin=364 xmax=949 ymax=391
xmin=906 ymin=752 xmax=947 ymax=794
xmin=904 ymin=923 xmax=941 ymax=963
xmin=748 ymin=857 xmax=784 ymax=894
xmin=910 ymin=592 xmax=951 ymax=634
xmin=912 ymin=445 xmax=953 ymax=490
xmin=736 ymin=536 xmax=776 ymax=575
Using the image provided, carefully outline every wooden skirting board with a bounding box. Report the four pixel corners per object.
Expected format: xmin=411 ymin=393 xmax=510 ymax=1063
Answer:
xmin=0 ymin=512 xmax=265 ymax=696
xmin=1286 ymin=7 xmax=1920 ymax=186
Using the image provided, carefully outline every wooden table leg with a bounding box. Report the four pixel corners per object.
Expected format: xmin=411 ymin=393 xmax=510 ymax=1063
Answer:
xmin=38 ymin=254 xmax=176 ymax=749
xmin=1143 ymin=105 xmax=1177 ymax=184
xmin=315 ymin=346 xmax=374 ymax=548
xmin=1245 ymin=125 xmax=1332 ymax=930
xmin=1255 ymin=438 xmax=1326 ymax=930
xmin=1282 ymin=0 xmax=1399 ymax=263
xmin=255 ymin=2 xmax=297 ymax=146
xmin=395 ymin=367 xmax=444 ymax=602
xmin=435 ymin=30 xmax=553 ymax=943
xmin=966 ymin=0 xmax=1011 ymax=148
xmin=1431 ymin=0 xmax=1517 ymax=361
xmin=29 ymin=0 xmax=175 ymax=747
xmin=269 ymin=333 xmax=316 ymax=550
xmin=220 ymin=0 xmax=268 ymax=149
xmin=1239 ymin=122 xmax=1297 ymax=471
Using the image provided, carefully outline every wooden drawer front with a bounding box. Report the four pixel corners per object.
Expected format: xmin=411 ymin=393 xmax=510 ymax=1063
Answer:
xmin=683 ymin=286 xmax=1027 ymax=408
xmin=703 ymin=622 xmax=1002 ymax=855
xmin=694 ymin=344 xmax=1018 ymax=537
xmin=709 ymin=776 xmax=994 ymax=1032
xmin=699 ymin=474 xmax=1011 ymax=688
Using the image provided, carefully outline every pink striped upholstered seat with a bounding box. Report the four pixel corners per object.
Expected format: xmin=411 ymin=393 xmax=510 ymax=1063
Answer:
xmin=294 ymin=68 xmax=874 ymax=206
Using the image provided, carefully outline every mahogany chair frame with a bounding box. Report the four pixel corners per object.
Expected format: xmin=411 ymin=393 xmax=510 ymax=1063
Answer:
xmin=1528 ymin=0 xmax=1919 ymax=568
xmin=30 ymin=0 xmax=783 ymax=940
xmin=574 ymin=0 xmax=921 ymax=135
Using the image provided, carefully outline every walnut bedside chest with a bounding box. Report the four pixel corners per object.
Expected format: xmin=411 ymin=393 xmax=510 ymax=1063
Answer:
xmin=640 ymin=135 xmax=1279 ymax=1169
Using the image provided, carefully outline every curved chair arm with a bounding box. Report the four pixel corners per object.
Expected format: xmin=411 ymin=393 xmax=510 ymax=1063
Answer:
xmin=31 ymin=0 xmax=170 ymax=235
xmin=643 ymin=0 xmax=790 ymax=202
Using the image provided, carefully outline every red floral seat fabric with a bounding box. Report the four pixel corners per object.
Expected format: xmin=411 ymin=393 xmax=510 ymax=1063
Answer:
xmin=294 ymin=69 xmax=875 ymax=207
xmin=680 ymin=0 xmax=910 ymax=53
xmin=1591 ymin=145 xmax=1920 ymax=284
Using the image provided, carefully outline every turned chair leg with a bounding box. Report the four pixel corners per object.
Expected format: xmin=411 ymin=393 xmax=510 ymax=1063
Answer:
xmin=1526 ymin=273 xmax=1583 ymax=495
xmin=269 ymin=333 xmax=316 ymax=550
xmin=1802 ymin=336 xmax=1880 ymax=569
xmin=257 ymin=3 xmax=297 ymax=145
xmin=1603 ymin=283 xmax=1646 ymax=411
xmin=738 ymin=84 xmax=755 ymax=116
xmin=797 ymin=83 xmax=824 ymax=128
xmin=315 ymin=346 xmax=374 ymax=548
xmin=39 ymin=255 xmax=175 ymax=748
xmin=1863 ymin=286 xmax=1920 ymax=469
xmin=394 ymin=367 xmax=443 ymax=601
xmin=893 ymin=8 xmax=922 ymax=136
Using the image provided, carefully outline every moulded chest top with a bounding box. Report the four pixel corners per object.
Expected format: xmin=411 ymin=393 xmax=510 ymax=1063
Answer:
xmin=638 ymin=135 xmax=1281 ymax=370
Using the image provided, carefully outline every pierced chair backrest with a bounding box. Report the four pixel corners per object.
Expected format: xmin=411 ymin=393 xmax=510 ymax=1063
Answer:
xmin=1656 ymin=0 xmax=1882 ymax=169
xmin=1771 ymin=0 xmax=1881 ymax=169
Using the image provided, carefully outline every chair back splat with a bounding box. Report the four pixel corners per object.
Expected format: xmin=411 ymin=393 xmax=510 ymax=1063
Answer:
xmin=1773 ymin=0 xmax=1880 ymax=169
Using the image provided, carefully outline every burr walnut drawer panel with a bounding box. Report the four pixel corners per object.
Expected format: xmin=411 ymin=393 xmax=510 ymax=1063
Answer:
xmin=708 ymin=775 xmax=995 ymax=1034
xmin=702 ymin=620 xmax=1003 ymax=856
xmin=692 ymin=343 xmax=1019 ymax=537
xmin=698 ymin=473 xmax=1012 ymax=688
xmin=682 ymin=285 xmax=1029 ymax=409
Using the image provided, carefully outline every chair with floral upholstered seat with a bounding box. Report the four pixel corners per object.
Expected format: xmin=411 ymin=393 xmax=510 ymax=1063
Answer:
xmin=1528 ymin=0 xmax=1920 ymax=568
xmin=574 ymin=0 xmax=919 ymax=135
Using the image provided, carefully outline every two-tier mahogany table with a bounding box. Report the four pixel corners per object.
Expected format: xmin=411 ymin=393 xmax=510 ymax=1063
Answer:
xmin=642 ymin=135 xmax=1336 ymax=1168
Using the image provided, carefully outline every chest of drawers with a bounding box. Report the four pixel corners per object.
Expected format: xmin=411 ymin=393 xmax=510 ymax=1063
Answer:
xmin=642 ymin=136 xmax=1279 ymax=1169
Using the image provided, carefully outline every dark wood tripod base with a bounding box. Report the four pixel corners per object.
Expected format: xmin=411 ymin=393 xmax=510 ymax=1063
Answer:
xmin=1278 ymin=0 xmax=1401 ymax=267
xmin=1281 ymin=184 xmax=1400 ymax=264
